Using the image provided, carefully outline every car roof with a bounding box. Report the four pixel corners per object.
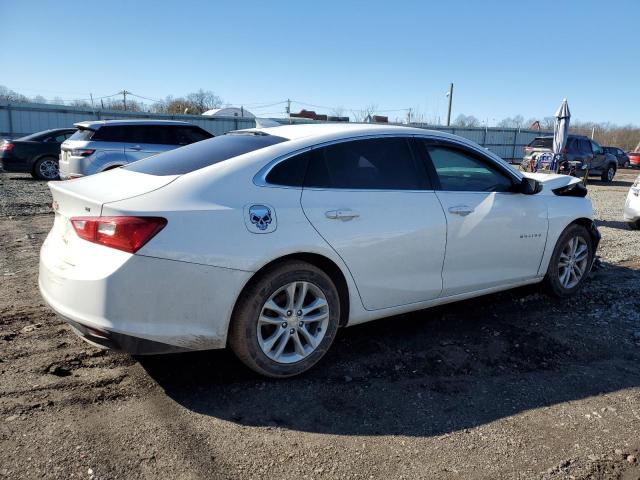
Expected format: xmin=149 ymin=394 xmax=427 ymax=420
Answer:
xmin=247 ymin=122 xmax=471 ymax=144
xmin=73 ymin=119 xmax=198 ymax=129
xmin=535 ymin=134 xmax=589 ymax=140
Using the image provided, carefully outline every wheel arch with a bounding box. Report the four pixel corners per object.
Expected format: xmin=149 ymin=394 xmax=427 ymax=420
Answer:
xmin=235 ymin=252 xmax=351 ymax=327
xmin=31 ymin=153 xmax=58 ymax=170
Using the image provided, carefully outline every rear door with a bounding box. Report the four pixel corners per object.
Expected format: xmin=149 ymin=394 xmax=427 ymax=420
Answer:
xmin=419 ymin=139 xmax=548 ymax=296
xmin=124 ymin=125 xmax=177 ymax=163
xmin=300 ymin=136 xmax=447 ymax=311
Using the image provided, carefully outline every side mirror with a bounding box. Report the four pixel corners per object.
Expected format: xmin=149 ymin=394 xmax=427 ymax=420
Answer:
xmin=519 ymin=176 xmax=542 ymax=195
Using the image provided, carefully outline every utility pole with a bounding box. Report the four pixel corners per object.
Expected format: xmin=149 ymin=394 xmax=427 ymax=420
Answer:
xmin=446 ymin=83 xmax=454 ymax=126
xmin=119 ymin=90 xmax=130 ymax=111
xmin=286 ymin=99 xmax=291 ymax=124
xmin=407 ymin=108 xmax=412 ymax=125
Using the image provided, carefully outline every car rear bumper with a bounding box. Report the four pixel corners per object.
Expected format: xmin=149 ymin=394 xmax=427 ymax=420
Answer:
xmin=39 ymin=238 xmax=252 ymax=354
xmin=0 ymin=155 xmax=31 ymax=173
xmin=624 ymin=190 xmax=640 ymax=222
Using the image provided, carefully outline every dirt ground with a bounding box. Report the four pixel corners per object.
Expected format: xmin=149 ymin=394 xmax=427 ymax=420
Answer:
xmin=1 ymin=169 xmax=640 ymax=480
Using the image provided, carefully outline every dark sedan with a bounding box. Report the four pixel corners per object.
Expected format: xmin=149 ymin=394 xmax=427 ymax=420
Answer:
xmin=0 ymin=128 xmax=76 ymax=179
xmin=603 ymin=146 xmax=631 ymax=168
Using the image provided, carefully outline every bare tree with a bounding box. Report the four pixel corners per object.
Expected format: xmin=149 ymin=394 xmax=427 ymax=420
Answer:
xmin=0 ymin=85 xmax=29 ymax=103
xmin=185 ymin=89 xmax=223 ymax=113
xmin=453 ymin=114 xmax=481 ymax=127
xmin=497 ymin=115 xmax=525 ymax=129
xmin=32 ymin=95 xmax=48 ymax=104
xmin=331 ymin=106 xmax=345 ymax=118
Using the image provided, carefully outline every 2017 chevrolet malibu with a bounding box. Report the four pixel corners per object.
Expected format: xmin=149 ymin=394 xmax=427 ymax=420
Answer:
xmin=623 ymin=174 xmax=640 ymax=229
xmin=39 ymin=124 xmax=600 ymax=377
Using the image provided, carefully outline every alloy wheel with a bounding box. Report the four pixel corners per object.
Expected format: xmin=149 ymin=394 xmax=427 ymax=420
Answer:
xmin=607 ymin=167 xmax=615 ymax=181
xmin=557 ymin=236 xmax=589 ymax=289
xmin=257 ymin=281 xmax=329 ymax=364
xmin=39 ymin=159 xmax=59 ymax=179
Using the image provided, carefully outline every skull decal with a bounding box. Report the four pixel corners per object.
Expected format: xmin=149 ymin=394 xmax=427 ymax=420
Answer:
xmin=249 ymin=205 xmax=272 ymax=231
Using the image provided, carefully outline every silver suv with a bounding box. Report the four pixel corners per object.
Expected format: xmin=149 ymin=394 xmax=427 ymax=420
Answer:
xmin=59 ymin=119 xmax=213 ymax=179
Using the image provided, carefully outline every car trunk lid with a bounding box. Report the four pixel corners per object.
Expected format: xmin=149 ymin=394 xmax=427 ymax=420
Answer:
xmin=46 ymin=169 xmax=177 ymax=263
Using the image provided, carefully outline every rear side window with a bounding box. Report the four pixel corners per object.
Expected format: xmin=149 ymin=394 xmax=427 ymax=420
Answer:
xmin=265 ymin=151 xmax=311 ymax=186
xmin=304 ymin=137 xmax=429 ymax=190
xmin=91 ymin=126 xmax=130 ymax=142
xmin=577 ymin=139 xmax=591 ymax=153
xmin=68 ymin=128 xmax=96 ymax=141
xmin=528 ymin=138 xmax=552 ymax=148
xmin=124 ymin=133 xmax=288 ymax=176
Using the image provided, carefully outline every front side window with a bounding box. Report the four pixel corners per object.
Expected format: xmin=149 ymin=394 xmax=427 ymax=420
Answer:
xmin=425 ymin=143 xmax=513 ymax=192
xmin=304 ymin=137 xmax=429 ymax=190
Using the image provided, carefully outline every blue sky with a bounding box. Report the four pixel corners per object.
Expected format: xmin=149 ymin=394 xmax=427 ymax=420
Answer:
xmin=1 ymin=0 xmax=639 ymax=125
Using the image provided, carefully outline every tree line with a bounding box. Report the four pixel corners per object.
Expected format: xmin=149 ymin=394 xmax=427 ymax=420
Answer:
xmin=452 ymin=113 xmax=639 ymax=151
xmin=0 ymin=85 xmax=223 ymax=115
xmin=2 ymin=85 xmax=638 ymax=151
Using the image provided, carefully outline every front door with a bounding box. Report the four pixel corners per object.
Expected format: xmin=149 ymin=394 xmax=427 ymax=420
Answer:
xmin=300 ymin=137 xmax=447 ymax=311
xmin=420 ymin=140 xmax=548 ymax=297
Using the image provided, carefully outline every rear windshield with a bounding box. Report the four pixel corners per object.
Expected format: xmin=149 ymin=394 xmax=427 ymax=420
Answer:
xmin=16 ymin=131 xmax=50 ymax=141
xmin=124 ymin=133 xmax=288 ymax=176
xmin=528 ymin=138 xmax=552 ymax=148
xmin=68 ymin=128 xmax=95 ymax=141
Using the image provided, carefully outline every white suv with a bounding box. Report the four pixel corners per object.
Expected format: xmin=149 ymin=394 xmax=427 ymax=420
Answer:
xmin=59 ymin=119 xmax=212 ymax=179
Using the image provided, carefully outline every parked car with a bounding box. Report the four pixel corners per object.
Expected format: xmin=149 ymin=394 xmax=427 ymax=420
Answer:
xmin=39 ymin=124 xmax=600 ymax=377
xmin=603 ymin=146 xmax=631 ymax=168
xmin=0 ymin=128 xmax=76 ymax=179
xmin=522 ymin=135 xmax=618 ymax=182
xmin=628 ymin=151 xmax=640 ymax=168
xmin=623 ymin=174 xmax=640 ymax=229
xmin=59 ymin=119 xmax=213 ymax=179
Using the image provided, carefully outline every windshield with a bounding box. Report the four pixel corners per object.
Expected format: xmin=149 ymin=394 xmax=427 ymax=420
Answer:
xmin=528 ymin=138 xmax=553 ymax=148
xmin=124 ymin=133 xmax=288 ymax=176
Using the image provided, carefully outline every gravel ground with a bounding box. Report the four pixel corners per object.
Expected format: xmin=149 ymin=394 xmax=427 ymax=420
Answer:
xmin=1 ymin=169 xmax=640 ymax=480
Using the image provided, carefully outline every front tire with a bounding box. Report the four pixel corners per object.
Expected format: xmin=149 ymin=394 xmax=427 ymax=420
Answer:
xmin=228 ymin=261 xmax=340 ymax=378
xmin=32 ymin=156 xmax=59 ymax=180
xmin=601 ymin=165 xmax=616 ymax=182
xmin=628 ymin=220 xmax=640 ymax=230
xmin=544 ymin=224 xmax=594 ymax=297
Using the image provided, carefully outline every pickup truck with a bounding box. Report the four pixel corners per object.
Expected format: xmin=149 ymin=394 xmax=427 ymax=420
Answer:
xmin=522 ymin=135 xmax=618 ymax=182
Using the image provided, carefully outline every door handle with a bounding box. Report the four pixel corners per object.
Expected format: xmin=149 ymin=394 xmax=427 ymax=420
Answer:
xmin=129 ymin=145 xmax=143 ymax=151
xmin=325 ymin=209 xmax=360 ymax=220
xmin=448 ymin=205 xmax=474 ymax=216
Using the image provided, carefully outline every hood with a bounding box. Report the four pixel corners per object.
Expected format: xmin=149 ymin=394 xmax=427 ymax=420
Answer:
xmin=521 ymin=172 xmax=582 ymax=194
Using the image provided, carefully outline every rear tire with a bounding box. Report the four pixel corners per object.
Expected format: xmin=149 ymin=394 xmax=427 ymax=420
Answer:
xmin=623 ymin=160 xmax=630 ymax=168
xmin=32 ymin=156 xmax=59 ymax=180
xmin=544 ymin=224 xmax=594 ymax=298
xmin=600 ymin=165 xmax=616 ymax=182
xmin=228 ymin=261 xmax=340 ymax=378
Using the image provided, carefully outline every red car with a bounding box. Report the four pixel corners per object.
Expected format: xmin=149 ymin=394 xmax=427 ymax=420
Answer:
xmin=629 ymin=152 xmax=640 ymax=168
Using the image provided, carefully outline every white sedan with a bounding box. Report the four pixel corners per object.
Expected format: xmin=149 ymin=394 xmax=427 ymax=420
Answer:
xmin=623 ymin=174 xmax=640 ymax=229
xmin=39 ymin=124 xmax=600 ymax=377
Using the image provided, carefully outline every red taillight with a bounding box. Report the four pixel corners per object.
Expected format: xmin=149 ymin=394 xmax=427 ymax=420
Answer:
xmin=69 ymin=149 xmax=95 ymax=157
xmin=0 ymin=142 xmax=14 ymax=152
xmin=70 ymin=216 xmax=167 ymax=253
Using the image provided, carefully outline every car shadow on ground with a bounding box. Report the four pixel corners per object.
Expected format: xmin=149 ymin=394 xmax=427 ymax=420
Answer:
xmin=592 ymin=179 xmax=634 ymax=187
xmin=139 ymin=262 xmax=640 ymax=437
xmin=596 ymin=219 xmax=633 ymax=231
